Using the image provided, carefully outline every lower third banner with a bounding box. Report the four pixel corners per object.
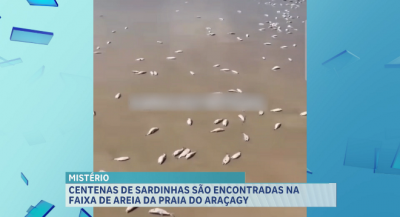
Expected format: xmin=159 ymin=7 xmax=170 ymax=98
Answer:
xmin=66 ymin=183 xmax=336 ymax=207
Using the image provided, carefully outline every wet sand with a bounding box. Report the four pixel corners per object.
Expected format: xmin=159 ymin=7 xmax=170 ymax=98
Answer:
xmin=94 ymin=0 xmax=307 ymax=216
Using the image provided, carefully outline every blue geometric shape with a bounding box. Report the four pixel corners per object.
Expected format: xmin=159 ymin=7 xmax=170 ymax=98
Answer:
xmin=307 ymin=168 xmax=312 ymax=174
xmin=26 ymin=200 xmax=55 ymax=217
xmin=374 ymin=145 xmax=400 ymax=175
xmin=322 ymin=50 xmax=360 ymax=72
xmin=79 ymin=208 xmax=92 ymax=217
xmin=0 ymin=58 xmax=23 ymax=68
xmin=27 ymin=206 xmax=34 ymax=213
xmin=384 ymin=56 xmax=400 ymax=68
xmin=23 ymin=131 xmax=46 ymax=146
xmin=343 ymin=138 xmax=382 ymax=169
xmin=26 ymin=0 xmax=58 ymax=7
xmin=21 ymin=172 xmax=29 ymax=186
xmin=10 ymin=27 xmax=54 ymax=45
xmin=391 ymin=145 xmax=400 ymax=170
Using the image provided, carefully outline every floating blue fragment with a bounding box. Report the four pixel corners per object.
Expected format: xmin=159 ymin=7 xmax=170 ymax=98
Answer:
xmin=390 ymin=145 xmax=400 ymax=170
xmin=385 ymin=56 xmax=400 ymax=68
xmin=21 ymin=172 xmax=29 ymax=185
xmin=10 ymin=27 xmax=54 ymax=45
xmin=307 ymin=168 xmax=312 ymax=174
xmin=79 ymin=208 xmax=92 ymax=217
xmin=374 ymin=146 xmax=400 ymax=175
xmin=0 ymin=58 xmax=23 ymax=68
xmin=344 ymin=138 xmax=382 ymax=169
xmin=25 ymin=200 xmax=55 ymax=217
xmin=27 ymin=206 xmax=34 ymax=213
xmin=27 ymin=0 xmax=58 ymax=7
xmin=322 ymin=50 xmax=360 ymax=72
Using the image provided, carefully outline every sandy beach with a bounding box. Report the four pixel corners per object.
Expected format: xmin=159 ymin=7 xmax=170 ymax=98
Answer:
xmin=94 ymin=0 xmax=307 ymax=216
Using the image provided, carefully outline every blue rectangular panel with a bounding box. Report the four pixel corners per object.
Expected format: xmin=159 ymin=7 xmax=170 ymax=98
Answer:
xmin=374 ymin=147 xmax=400 ymax=175
xmin=66 ymin=172 xmax=246 ymax=184
xmin=10 ymin=27 xmax=54 ymax=45
xmin=0 ymin=58 xmax=23 ymax=67
xmin=21 ymin=172 xmax=29 ymax=185
xmin=27 ymin=0 xmax=58 ymax=7
xmin=343 ymin=138 xmax=382 ymax=169
xmin=25 ymin=200 xmax=54 ymax=217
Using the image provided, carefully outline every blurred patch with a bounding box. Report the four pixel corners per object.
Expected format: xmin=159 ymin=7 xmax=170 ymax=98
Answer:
xmin=129 ymin=94 xmax=266 ymax=111
xmin=23 ymin=130 xmax=46 ymax=146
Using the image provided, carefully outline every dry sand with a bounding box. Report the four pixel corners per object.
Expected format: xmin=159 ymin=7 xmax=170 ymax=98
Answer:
xmin=94 ymin=0 xmax=307 ymax=216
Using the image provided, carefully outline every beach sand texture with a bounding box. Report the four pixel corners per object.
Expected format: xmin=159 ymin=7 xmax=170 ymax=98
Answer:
xmin=94 ymin=0 xmax=307 ymax=216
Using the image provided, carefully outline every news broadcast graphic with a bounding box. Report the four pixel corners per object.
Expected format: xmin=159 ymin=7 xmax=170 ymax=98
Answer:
xmin=93 ymin=0 xmax=307 ymax=216
xmin=308 ymin=0 xmax=400 ymax=217
xmin=66 ymin=172 xmax=336 ymax=207
xmin=1 ymin=0 xmax=398 ymax=216
xmin=0 ymin=0 xmax=93 ymax=216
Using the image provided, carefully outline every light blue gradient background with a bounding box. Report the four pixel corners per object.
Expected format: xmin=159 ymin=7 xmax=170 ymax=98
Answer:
xmin=0 ymin=0 xmax=93 ymax=216
xmin=308 ymin=0 xmax=400 ymax=216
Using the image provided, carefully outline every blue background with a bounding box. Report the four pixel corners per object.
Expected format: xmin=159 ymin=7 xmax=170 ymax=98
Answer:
xmin=308 ymin=0 xmax=400 ymax=216
xmin=0 ymin=0 xmax=93 ymax=216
